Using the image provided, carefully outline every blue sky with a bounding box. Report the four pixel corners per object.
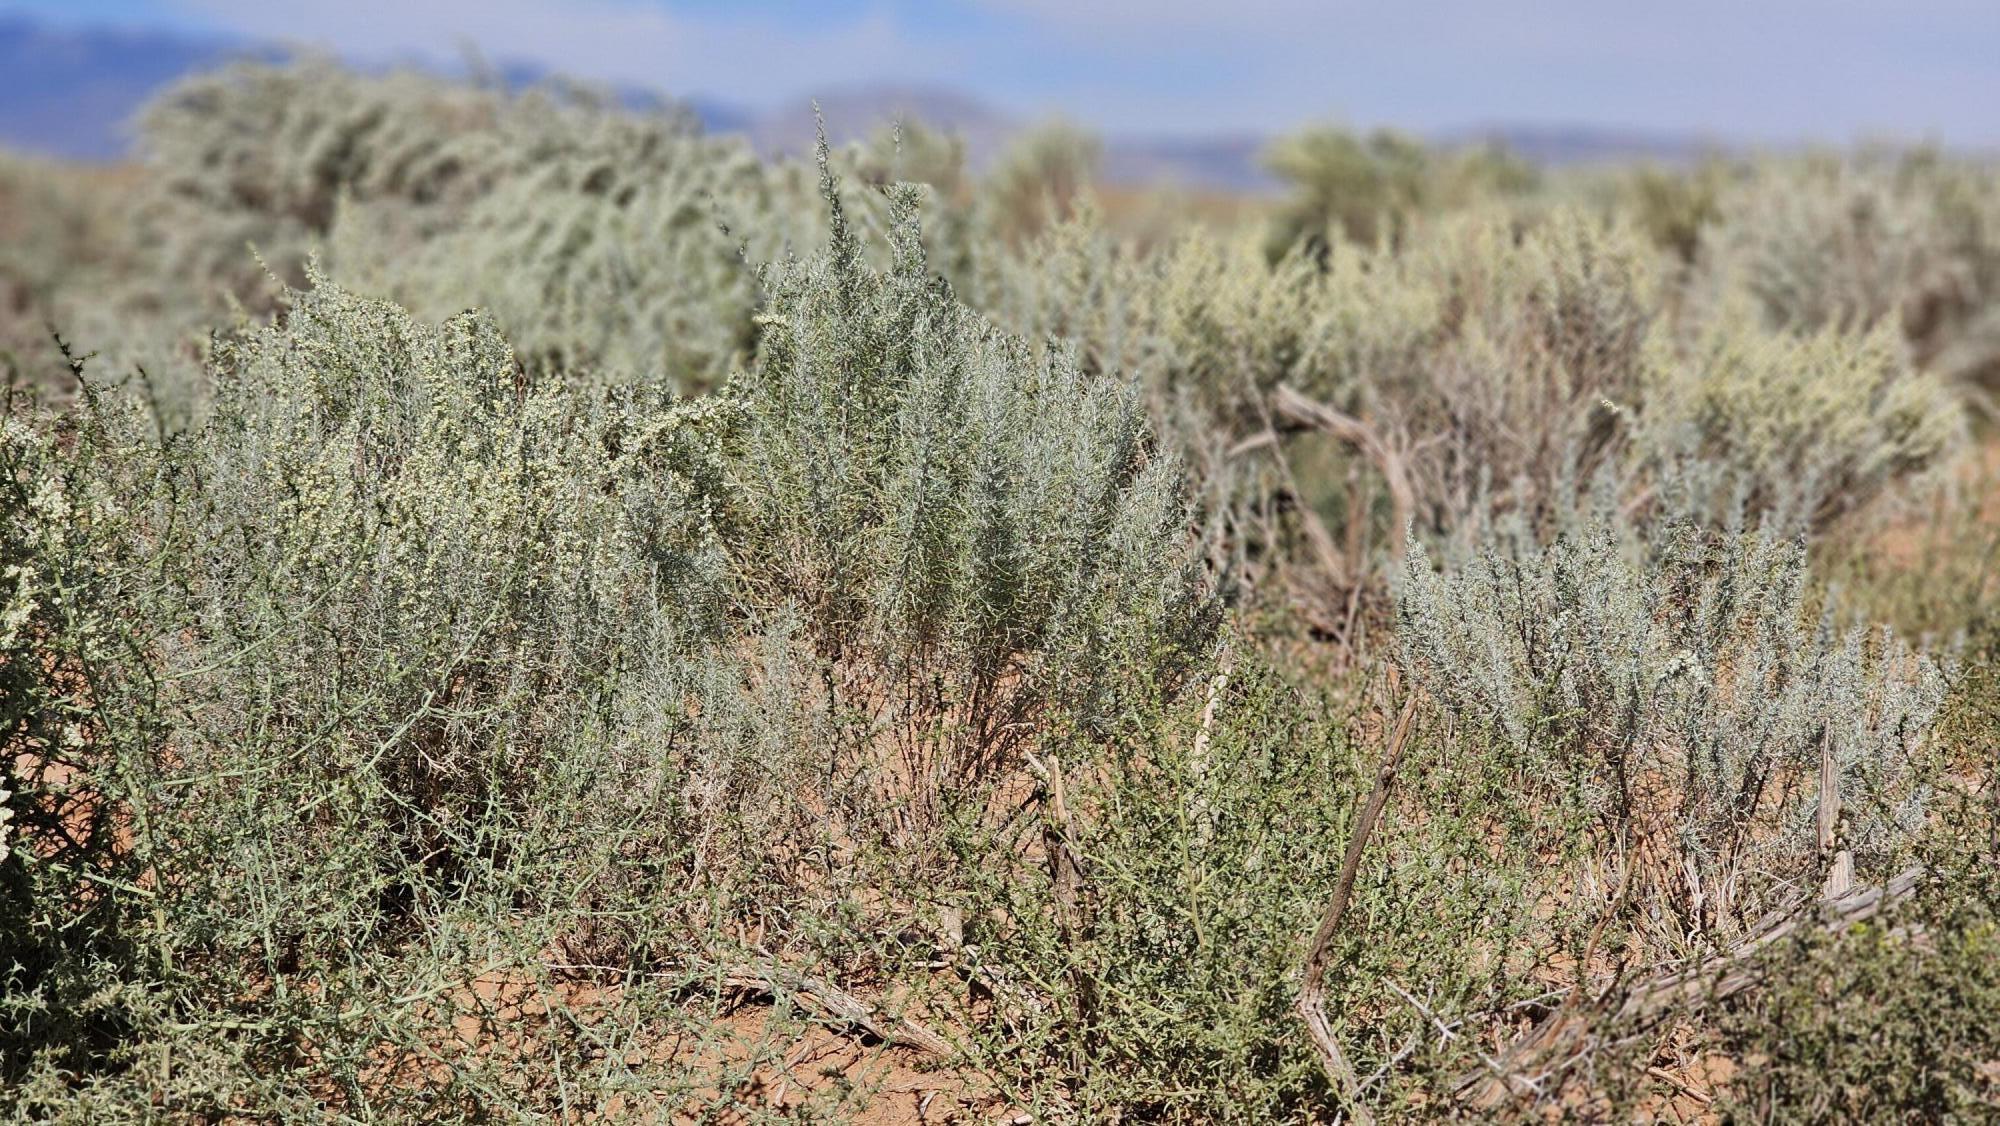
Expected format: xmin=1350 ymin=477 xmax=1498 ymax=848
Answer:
xmin=7 ymin=0 xmax=1999 ymax=143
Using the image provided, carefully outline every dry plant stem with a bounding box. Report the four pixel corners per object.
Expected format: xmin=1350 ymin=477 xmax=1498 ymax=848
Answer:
xmin=1240 ymin=389 xmax=1353 ymax=596
xmin=710 ymin=961 xmax=955 ymax=1060
xmin=1271 ymin=384 xmax=1416 ymax=563
xmin=1189 ymin=644 xmax=1235 ymax=843
xmin=1297 ymin=693 xmax=1422 ymax=1124
xmin=1818 ymin=727 xmax=1854 ymax=898
xmin=1030 ymin=750 xmax=1095 ymax=1060
xmin=1646 ymin=1065 xmax=1714 ymax=1106
xmin=1456 ymin=865 xmax=1928 ymax=1109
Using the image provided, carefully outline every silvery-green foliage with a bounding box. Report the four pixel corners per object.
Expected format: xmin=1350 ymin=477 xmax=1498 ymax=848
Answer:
xmin=136 ymin=58 xmax=821 ymax=393
xmin=848 ymin=120 xmax=987 ymax=296
xmin=969 ymin=188 xmax=1959 ymax=623
xmin=1263 ymin=124 xmax=1537 ymax=254
xmin=135 ymin=58 xmax=534 ymax=299
xmin=1398 ymin=479 xmax=1944 ymax=936
xmin=1147 ymin=228 xmax=1324 ymax=406
xmin=1294 ymin=208 xmax=1661 ymax=528
xmin=1642 ymin=310 xmax=1964 ymax=526
xmin=329 ymin=114 xmax=824 ymax=392
xmin=962 ymin=205 xmax=1159 ymax=385
xmin=1698 ymin=149 xmax=2000 ymax=389
xmin=164 ymin=270 xmax=737 ymax=922
xmin=1 ymin=390 xmax=178 ymax=1089
xmin=981 ymin=118 xmax=1103 ymax=244
xmin=1283 ymin=204 xmax=1956 ymax=541
xmin=19 ymin=272 xmax=771 ymax=1115
xmin=1575 ymin=158 xmax=1729 ymax=266
xmin=969 ymin=210 xmax=1333 ymax=435
xmin=734 ymin=154 xmax=1217 ymax=788
xmin=1700 ymin=153 xmax=1953 ymax=340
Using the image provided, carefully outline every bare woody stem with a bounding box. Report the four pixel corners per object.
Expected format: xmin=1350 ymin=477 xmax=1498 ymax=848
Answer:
xmin=1297 ymin=692 xmax=1422 ymax=1124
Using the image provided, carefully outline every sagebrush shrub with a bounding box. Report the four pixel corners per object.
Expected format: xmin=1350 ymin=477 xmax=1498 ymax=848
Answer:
xmin=0 ymin=275 xmax=758 ymax=1116
xmin=733 ymin=152 xmax=1219 ymax=815
xmin=1 ymin=389 xmax=176 ymax=1095
xmin=1398 ymin=480 xmax=1944 ymax=940
xmin=1285 ymin=208 xmax=1661 ymax=537
xmin=135 ymin=59 xmax=831 ymax=395
xmin=1642 ymin=311 xmax=1963 ymax=526
xmin=1699 ymin=149 xmax=2000 ymax=390
xmin=982 ymin=118 xmax=1103 ymax=245
xmin=160 ymin=266 xmax=744 ymax=953
xmin=1263 ymin=124 xmax=1537 ymax=254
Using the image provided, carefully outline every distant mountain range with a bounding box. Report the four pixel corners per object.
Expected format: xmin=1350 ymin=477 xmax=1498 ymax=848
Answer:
xmin=0 ymin=15 xmax=1725 ymax=190
xmin=0 ymin=16 xmax=278 ymax=159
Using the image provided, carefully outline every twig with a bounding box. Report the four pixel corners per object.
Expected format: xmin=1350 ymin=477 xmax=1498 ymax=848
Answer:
xmin=1454 ymin=865 xmax=1928 ymax=1108
xmin=1297 ymin=693 xmax=1422 ymax=1124
xmin=707 ymin=960 xmax=955 ymax=1060
xmin=1270 ymin=385 xmax=1416 ymax=564
xmin=1818 ymin=727 xmax=1853 ymax=899
xmin=1647 ymin=1065 xmax=1714 ymax=1106
xmin=1242 ymin=392 xmax=1352 ymax=595
xmin=1038 ymin=753 xmax=1095 ymax=1061
xmin=1382 ymin=979 xmax=1459 ymax=1045
xmin=1384 ymin=979 xmax=1521 ymax=1094
xmin=1227 ymin=429 xmax=1278 ymax=458
xmin=1189 ymin=645 xmax=1235 ymax=843
xmin=1358 ymin=1031 xmax=1423 ymax=1093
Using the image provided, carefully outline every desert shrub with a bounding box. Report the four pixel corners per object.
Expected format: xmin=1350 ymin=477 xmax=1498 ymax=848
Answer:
xmin=1599 ymin=159 xmax=1729 ymax=267
xmin=940 ymin=660 xmax=1364 ymax=1122
xmin=1710 ymin=888 xmax=2000 ymax=1122
xmin=970 ymin=174 xmax=1960 ymax=640
xmin=2 ymin=276 xmax=756 ymax=1117
xmin=1145 ymin=229 xmax=1326 ymax=410
xmin=1398 ymin=479 xmax=1945 ymax=943
xmin=168 ymin=266 xmax=735 ymax=889
xmin=982 ymin=118 xmax=1103 ymax=244
xmin=962 ymin=205 xmax=1157 ymax=389
xmin=0 ymin=155 xmax=151 ymax=397
xmin=1290 ymin=209 xmax=1661 ymax=534
xmin=1642 ymin=312 xmax=1964 ymax=526
xmin=1264 ymin=125 xmax=1537 ymax=255
xmin=969 ymin=211 xmax=1318 ymax=402
xmin=1698 ymin=149 xmax=2000 ymax=390
xmin=1916 ymin=152 xmax=2000 ymax=390
xmin=332 ymin=134 xmax=803 ymax=390
xmin=1334 ymin=475 xmax=1965 ymax=1118
xmin=1281 ymin=207 xmax=1958 ymax=547
xmin=1265 ymin=125 xmax=1428 ymax=251
xmin=1700 ymin=154 xmax=1947 ymax=338
xmin=1 ymin=142 xmax=1238 ymax=1115
xmin=9 ymin=46 xmax=2000 ymax=1121
xmin=0 ymin=384 xmax=175 ymax=1094
xmin=139 ymin=59 xmax=827 ymax=393
xmin=731 ymin=154 xmax=1219 ymax=825
xmin=135 ymin=58 xmax=519 ymax=301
